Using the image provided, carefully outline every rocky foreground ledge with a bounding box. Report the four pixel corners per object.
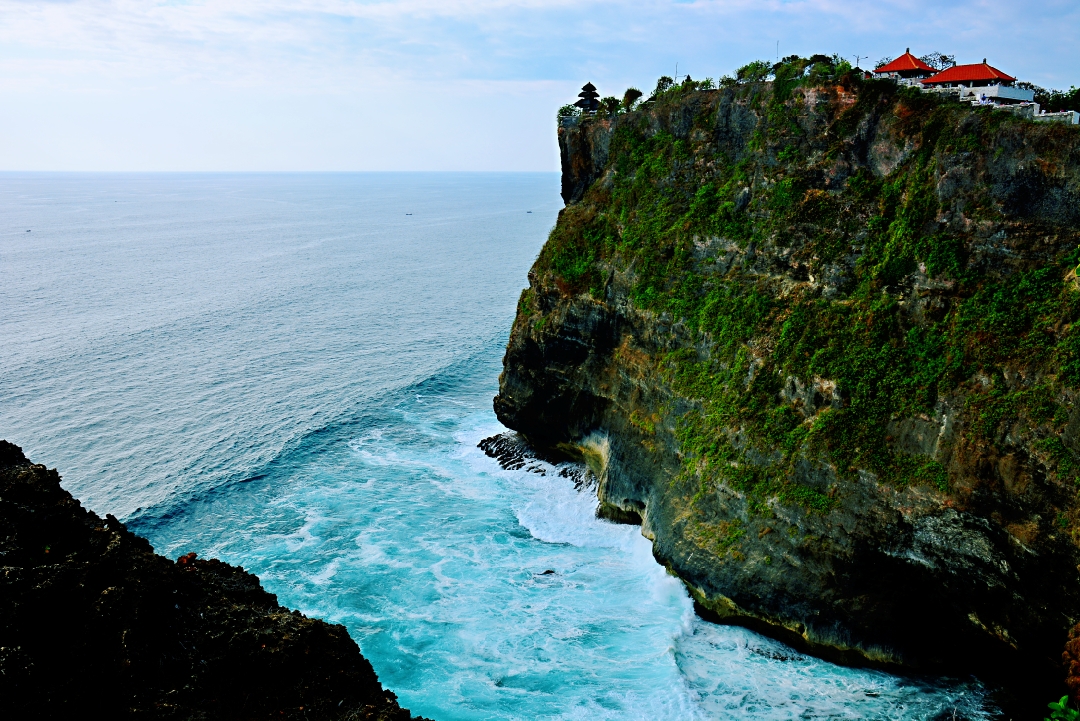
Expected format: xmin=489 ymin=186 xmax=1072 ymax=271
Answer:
xmin=0 ymin=440 xmax=427 ymax=720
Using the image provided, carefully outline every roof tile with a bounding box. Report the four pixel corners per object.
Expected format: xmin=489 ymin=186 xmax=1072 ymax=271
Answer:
xmin=875 ymin=52 xmax=935 ymax=74
xmin=921 ymin=63 xmax=1016 ymax=85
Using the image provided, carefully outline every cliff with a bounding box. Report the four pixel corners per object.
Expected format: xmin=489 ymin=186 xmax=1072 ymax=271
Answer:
xmin=494 ymin=62 xmax=1080 ymax=710
xmin=0 ymin=440 xmax=427 ymax=720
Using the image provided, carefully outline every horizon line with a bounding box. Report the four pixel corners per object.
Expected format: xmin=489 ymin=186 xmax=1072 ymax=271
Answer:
xmin=0 ymin=169 xmax=561 ymax=174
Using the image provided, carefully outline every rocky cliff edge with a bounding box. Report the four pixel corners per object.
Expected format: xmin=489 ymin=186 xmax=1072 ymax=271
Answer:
xmin=0 ymin=440 xmax=427 ymax=720
xmin=495 ymin=65 xmax=1080 ymax=712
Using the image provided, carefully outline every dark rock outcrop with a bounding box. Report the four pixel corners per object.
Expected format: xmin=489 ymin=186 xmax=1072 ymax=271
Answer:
xmin=0 ymin=440 xmax=427 ymax=720
xmin=496 ymin=75 xmax=1080 ymax=714
xmin=1064 ymin=623 xmax=1080 ymax=702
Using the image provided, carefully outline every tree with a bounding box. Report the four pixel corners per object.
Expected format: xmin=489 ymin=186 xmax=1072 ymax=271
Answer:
xmin=736 ymin=60 xmax=772 ymax=83
xmin=621 ymin=87 xmax=643 ymax=111
xmin=874 ymin=56 xmax=893 ymax=70
xmin=557 ymin=104 xmax=580 ymax=120
xmin=1018 ymin=82 xmax=1080 ymax=113
xmin=599 ymin=96 xmax=620 ymax=116
xmin=654 ymin=76 xmax=674 ymax=95
xmin=919 ymin=52 xmax=956 ymax=71
xmin=1044 ymin=86 xmax=1080 ymax=113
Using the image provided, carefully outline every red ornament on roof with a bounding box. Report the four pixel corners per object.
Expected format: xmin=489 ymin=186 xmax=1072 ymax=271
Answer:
xmin=921 ymin=61 xmax=1016 ymax=86
xmin=875 ymin=51 xmax=935 ymax=76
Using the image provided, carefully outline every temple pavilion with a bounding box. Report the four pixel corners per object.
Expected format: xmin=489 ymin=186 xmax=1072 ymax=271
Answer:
xmin=921 ymin=60 xmax=1016 ymax=89
xmin=874 ymin=49 xmax=935 ymax=81
xmin=921 ymin=59 xmax=1034 ymax=104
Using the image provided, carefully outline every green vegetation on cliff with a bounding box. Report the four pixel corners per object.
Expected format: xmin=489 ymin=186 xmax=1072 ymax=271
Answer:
xmin=536 ymin=56 xmax=1080 ymax=515
xmin=497 ymin=54 xmax=1080 ymax=706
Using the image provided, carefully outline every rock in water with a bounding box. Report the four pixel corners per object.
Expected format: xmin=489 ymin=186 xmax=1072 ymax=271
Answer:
xmin=478 ymin=432 xmax=535 ymax=471
xmin=0 ymin=440 xmax=430 ymax=720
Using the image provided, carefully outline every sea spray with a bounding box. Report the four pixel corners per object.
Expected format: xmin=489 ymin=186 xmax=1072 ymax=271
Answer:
xmin=140 ymin=364 xmax=988 ymax=720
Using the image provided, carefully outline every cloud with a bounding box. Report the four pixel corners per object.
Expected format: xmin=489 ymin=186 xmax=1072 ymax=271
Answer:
xmin=3 ymin=0 xmax=1076 ymax=88
xmin=0 ymin=0 xmax=1076 ymax=169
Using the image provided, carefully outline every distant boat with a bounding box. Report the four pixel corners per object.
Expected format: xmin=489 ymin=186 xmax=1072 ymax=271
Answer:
xmin=527 ymin=211 xmax=532 ymax=214
xmin=406 ymin=213 xmax=412 ymax=215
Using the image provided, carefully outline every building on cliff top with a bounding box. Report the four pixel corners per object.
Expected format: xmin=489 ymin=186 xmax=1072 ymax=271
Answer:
xmin=918 ymin=59 xmax=1080 ymax=123
xmin=574 ymin=82 xmax=599 ymax=114
xmin=875 ymin=52 xmax=1033 ymax=106
xmin=921 ymin=59 xmax=1018 ymax=88
xmin=873 ymin=50 xmax=935 ymax=85
xmin=920 ymin=59 xmax=1035 ymax=105
xmin=873 ymin=53 xmax=1076 ymax=124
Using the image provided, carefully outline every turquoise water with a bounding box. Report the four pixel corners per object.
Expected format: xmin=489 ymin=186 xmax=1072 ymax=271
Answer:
xmin=1 ymin=173 xmax=989 ymax=719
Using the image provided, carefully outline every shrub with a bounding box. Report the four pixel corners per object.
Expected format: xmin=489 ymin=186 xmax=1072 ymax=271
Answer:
xmin=1046 ymin=696 xmax=1079 ymax=721
xmin=599 ymin=96 xmax=621 ymax=116
xmin=621 ymin=88 xmax=644 ymax=111
xmin=1038 ymin=86 xmax=1080 ymax=113
xmin=736 ymin=60 xmax=772 ymax=83
xmin=557 ymin=104 xmax=580 ymax=120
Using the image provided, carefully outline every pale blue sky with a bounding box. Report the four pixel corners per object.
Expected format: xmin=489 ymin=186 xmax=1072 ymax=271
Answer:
xmin=1 ymin=0 xmax=1077 ymax=171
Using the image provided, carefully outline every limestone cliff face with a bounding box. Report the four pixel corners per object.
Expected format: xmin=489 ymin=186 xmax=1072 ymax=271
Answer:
xmin=496 ymin=72 xmax=1080 ymax=706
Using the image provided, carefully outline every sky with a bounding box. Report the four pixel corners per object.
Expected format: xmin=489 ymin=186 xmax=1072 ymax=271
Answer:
xmin=1 ymin=0 xmax=1078 ymax=171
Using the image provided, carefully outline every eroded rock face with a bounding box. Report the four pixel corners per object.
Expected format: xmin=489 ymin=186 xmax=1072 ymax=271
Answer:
xmin=496 ymin=79 xmax=1080 ymax=710
xmin=0 ymin=441 xmax=427 ymax=721
xmin=1064 ymin=624 xmax=1080 ymax=702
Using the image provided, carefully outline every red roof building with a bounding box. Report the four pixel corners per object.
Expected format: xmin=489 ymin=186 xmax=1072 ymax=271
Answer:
xmin=874 ymin=49 xmax=935 ymax=79
xmin=921 ymin=60 xmax=1016 ymax=87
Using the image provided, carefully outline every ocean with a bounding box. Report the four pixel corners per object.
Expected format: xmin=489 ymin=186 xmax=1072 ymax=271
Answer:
xmin=1 ymin=172 xmax=989 ymax=719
